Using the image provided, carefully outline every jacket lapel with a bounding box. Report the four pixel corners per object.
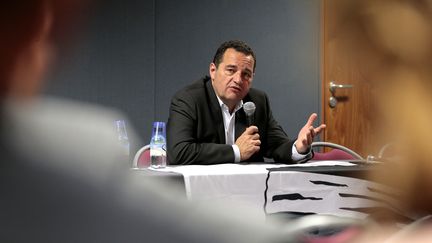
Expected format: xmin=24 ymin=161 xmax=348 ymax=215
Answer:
xmin=205 ymin=77 xmax=226 ymax=144
xmin=235 ymin=110 xmax=247 ymax=140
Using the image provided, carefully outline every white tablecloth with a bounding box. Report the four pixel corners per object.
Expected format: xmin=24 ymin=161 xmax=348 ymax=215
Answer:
xmin=153 ymin=161 xmax=397 ymax=219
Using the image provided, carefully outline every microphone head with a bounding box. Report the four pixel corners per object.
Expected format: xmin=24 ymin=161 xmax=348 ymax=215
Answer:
xmin=243 ymin=101 xmax=256 ymax=116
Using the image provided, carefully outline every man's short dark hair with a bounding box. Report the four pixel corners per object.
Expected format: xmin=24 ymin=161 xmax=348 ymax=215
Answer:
xmin=212 ymin=40 xmax=256 ymax=72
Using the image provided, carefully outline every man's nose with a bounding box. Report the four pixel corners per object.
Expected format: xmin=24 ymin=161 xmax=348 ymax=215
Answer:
xmin=233 ymin=71 xmax=243 ymax=84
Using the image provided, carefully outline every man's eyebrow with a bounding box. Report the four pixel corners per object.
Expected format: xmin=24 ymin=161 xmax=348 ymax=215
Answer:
xmin=244 ymin=68 xmax=253 ymax=74
xmin=225 ymin=64 xmax=237 ymax=68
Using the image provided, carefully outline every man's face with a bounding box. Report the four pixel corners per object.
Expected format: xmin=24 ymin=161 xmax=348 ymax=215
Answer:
xmin=210 ymin=48 xmax=255 ymax=110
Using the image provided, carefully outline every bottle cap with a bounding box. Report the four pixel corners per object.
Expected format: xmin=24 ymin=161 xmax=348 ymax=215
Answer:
xmin=152 ymin=121 xmax=166 ymax=138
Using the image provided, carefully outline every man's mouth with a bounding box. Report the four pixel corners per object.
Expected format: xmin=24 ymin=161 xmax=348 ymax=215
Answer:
xmin=228 ymin=86 xmax=241 ymax=93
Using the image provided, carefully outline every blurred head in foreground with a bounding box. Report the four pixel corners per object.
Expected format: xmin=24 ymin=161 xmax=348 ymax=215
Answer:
xmin=0 ymin=1 xmax=85 ymax=100
xmin=331 ymin=0 xmax=432 ymax=233
xmin=0 ymin=0 xmax=129 ymax=169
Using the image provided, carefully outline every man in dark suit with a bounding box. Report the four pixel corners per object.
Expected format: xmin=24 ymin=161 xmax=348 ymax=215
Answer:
xmin=168 ymin=40 xmax=326 ymax=165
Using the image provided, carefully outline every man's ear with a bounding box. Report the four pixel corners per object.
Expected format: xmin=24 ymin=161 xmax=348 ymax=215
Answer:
xmin=209 ymin=63 xmax=217 ymax=80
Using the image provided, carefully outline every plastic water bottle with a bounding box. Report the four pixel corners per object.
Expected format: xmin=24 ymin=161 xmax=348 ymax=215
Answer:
xmin=150 ymin=121 xmax=166 ymax=168
xmin=115 ymin=120 xmax=130 ymax=164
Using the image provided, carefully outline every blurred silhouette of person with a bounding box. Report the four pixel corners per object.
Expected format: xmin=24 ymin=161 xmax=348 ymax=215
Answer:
xmin=324 ymin=0 xmax=432 ymax=242
xmin=0 ymin=1 xmax=292 ymax=242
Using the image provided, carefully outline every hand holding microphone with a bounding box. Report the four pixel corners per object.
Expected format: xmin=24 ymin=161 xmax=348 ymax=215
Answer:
xmin=235 ymin=102 xmax=260 ymax=161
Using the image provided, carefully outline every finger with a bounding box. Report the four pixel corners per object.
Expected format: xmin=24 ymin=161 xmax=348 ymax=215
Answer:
xmin=252 ymin=133 xmax=260 ymax=140
xmin=250 ymin=139 xmax=260 ymax=146
xmin=246 ymin=126 xmax=259 ymax=134
xmin=305 ymin=113 xmax=318 ymax=126
xmin=309 ymin=126 xmax=315 ymax=138
xmin=314 ymin=124 xmax=327 ymax=134
xmin=253 ymin=145 xmax=260 ymax=153
xmin=306 ymin=131 xmax=313 ymax=145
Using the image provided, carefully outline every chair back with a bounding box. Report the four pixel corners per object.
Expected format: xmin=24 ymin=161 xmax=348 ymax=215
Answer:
xmin=311 ymin=142 xmax=363 ymax=160
xmin=132 ymin=145 xmax=151 ymax=168
xmin=313 ymin=149 xmax=356 ymax=160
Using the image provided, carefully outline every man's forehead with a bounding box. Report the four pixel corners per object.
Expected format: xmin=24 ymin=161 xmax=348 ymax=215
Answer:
xmin=221 ymin=49 xmax=254 ymax=67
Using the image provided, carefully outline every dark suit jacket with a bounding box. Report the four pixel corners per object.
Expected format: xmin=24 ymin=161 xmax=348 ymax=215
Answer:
xmin=167 ymin=76 xmax=311 ymax=165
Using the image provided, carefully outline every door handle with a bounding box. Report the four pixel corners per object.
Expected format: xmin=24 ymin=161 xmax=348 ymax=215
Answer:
xmin=329 ymin=81 xmax=353 ymax=93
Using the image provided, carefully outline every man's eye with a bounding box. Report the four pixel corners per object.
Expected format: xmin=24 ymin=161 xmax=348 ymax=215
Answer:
xmin=225 ymin=69 xmax=235 ymax=75
xmin=242 ymin=72 xmax=252 ymax=80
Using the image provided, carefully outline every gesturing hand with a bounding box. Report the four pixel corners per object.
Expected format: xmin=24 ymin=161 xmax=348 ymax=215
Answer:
xmin=235 ymin=126 xmax=261 ymax=161
xmin=295 ymin=113 xmax=326 ymax=154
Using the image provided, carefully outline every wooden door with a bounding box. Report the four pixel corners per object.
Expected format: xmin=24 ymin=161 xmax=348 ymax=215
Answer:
xmin=321 ymin=0 xmax=379 ymax=157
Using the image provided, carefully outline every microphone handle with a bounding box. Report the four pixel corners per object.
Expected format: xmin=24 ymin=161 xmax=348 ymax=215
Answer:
xmin=246 ymin=115 xmax=254 ymax=127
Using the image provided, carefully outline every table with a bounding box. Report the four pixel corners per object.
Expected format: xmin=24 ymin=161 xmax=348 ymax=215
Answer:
xmin=133 ymin=161 xmax=398 ymax=220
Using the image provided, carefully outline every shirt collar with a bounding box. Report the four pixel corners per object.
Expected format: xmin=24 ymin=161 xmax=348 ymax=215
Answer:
xmin=215 ymin=95 xmax=243 ymax=114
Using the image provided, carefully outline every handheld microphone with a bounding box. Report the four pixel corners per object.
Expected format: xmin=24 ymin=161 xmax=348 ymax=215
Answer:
xmin=243 ymin=102 xmax=256 ymax=127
